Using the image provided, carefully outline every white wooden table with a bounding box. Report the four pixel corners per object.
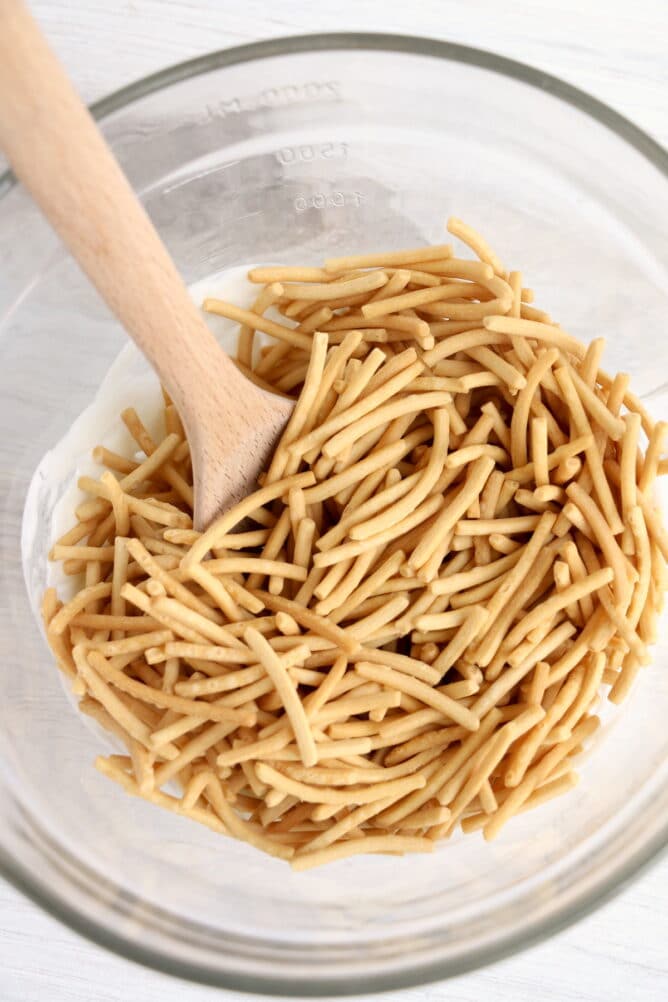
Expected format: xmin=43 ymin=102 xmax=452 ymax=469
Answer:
xmin=2 ymin=1 xmax=668 ymax=999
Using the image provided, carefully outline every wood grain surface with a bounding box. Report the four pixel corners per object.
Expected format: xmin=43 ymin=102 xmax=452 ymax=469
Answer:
xmin=1 ymin=1 xmax=667 ymax=1000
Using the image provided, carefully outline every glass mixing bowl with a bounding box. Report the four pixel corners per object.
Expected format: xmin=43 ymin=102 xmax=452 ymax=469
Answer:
xmin=1 ymin=34 xmax=668 ymax=996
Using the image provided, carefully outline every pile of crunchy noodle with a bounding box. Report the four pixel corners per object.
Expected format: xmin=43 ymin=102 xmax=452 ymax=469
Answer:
xmin=43 ymin=218 xmax=667 ymax=869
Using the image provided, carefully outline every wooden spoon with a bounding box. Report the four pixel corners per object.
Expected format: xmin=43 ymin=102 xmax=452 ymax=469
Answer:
xmin=0 ymin=1 xmax=293 ymax=529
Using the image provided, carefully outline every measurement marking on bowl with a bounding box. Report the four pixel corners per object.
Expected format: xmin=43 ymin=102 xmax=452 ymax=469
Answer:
xmin=294 ymin=191 xmax=365 ymax=212
xmin=276 ymin=142 xmax=348 ymax=166
xmin=201 ymin=81 xmax=341 ymax=122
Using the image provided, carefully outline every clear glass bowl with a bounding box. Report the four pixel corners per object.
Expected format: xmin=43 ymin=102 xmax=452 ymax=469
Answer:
xmin=1 ymin=34 xmax=668 ymax=996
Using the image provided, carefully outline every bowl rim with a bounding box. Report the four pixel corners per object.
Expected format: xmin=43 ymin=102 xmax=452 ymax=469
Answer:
xmin=1 ymin=30 xmax=667 ymax=996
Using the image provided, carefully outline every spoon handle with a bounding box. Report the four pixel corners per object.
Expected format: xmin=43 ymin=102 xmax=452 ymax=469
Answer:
xmin=0 ymin=0 xmax=245 ymax=428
